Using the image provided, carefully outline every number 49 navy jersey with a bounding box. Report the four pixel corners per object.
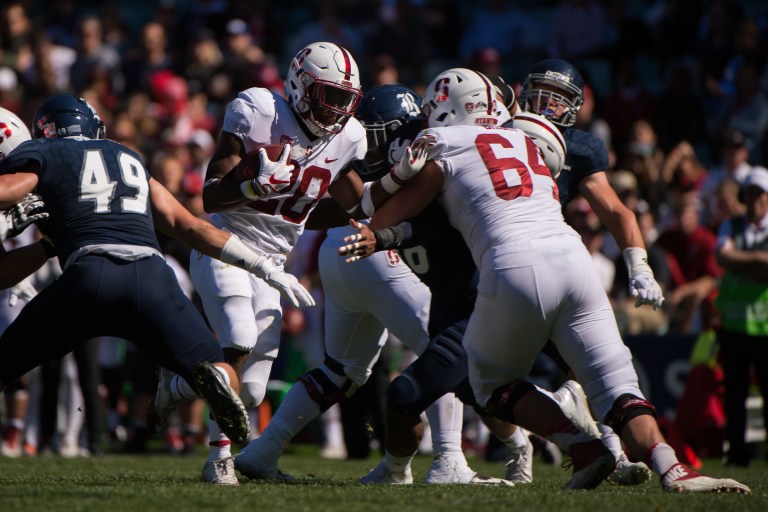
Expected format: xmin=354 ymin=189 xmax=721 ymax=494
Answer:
xmin=0 ymin=137 xmax=161 ymax=264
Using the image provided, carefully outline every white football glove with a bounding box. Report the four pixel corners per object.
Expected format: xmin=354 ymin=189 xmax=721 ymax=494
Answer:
xmin=380 ymin=134 xmax=436 ymax=194
xmin=240 ymin=144 xmax=294 ymax=199
xmin=9 ymin=277 xmax=37 ymax=307
xmin=219 ymin=235 xmax=316 ymax=308
xmin=623 ymin=247 xmax=664 ymax=310
xmin=393 ymin=134 xmax=436 ymax=181
xmin=0 ymin=194 xmax=49 ymax=242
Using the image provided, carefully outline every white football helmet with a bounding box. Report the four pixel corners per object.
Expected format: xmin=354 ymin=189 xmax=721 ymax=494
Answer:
xmin=512 ymin=112 xmax=567 ymax=179
xmin=422 ymin=68 xmax=509 ymax=128
xmin=0 ymin=107 xmax=31 ymax=159
xmin=284 ymin=42 xmax=363 ymax=138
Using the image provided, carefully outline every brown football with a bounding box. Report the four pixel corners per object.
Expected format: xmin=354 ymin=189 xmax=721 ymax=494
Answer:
xmin=222 ymin=144 xmax=298 ymax=182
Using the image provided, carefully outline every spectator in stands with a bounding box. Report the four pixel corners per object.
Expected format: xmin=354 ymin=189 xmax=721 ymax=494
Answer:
xmin=657 ymin=190 xmax=722 ymax=334
xmin=714 ymin=166 xmax=768 ymax=467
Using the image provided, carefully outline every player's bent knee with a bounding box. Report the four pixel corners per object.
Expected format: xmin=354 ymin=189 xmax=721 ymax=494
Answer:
xmin=386 ymin=373 xmax=426 ymax=417
xmin=484 ymin=380 xmax=536 ymax=423
xmin=297 ymin=365 xmax=356 ymax=412
xmin=241 ymin=380 xmax=265 ymax=409
xmin=603 ymin=393 xmax=657 ymax=434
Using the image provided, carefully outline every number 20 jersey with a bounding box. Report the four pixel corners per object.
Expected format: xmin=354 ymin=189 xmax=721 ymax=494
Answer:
xmin=425 ymin=124 xmax=581 ymax=266
xmin=0 ymin=137 xmax=160 ymax=265
xmin=214 ymin=88 xmax=366 ymax=257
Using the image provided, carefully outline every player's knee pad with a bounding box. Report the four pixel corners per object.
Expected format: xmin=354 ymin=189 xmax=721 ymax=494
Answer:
xmin=603 ymin=393 xmax=657 ymax=434
xmin=297 ymin=363 xmax=356 ymax=412
xmin=240 ymin=380 xmax=265 ymax=409
xmin=387 ymin=327 xmax=468 ymax=417
xmin=227 ymin=320 xmax=259 ymax=352
xmin=484 ymin=380 xmax=536 ymax=424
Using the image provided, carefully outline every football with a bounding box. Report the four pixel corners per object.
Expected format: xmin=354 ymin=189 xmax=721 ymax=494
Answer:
xmin=222 ymin=143 xmax=299 ymax=182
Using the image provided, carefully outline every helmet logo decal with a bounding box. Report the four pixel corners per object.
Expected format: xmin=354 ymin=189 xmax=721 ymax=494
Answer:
xmin=433 ymin=78 xmax=450 ymax=102
xmin=399 ymin=93 xmax=421 ymax=117
xmin=544 ymin=70 xmax=571 ymax=84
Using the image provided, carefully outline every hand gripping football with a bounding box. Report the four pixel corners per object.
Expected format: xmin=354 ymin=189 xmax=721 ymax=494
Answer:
xmin=223 ymin=144 xmax=299 ymax=183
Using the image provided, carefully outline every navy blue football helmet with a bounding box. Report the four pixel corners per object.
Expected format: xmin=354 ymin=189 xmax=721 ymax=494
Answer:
xmin=33 ymin=94 xmax=106 ymax=140
xmin=353 ymin=84 xmax=424 ymax=181
xmin=519 ymin=59 xmax=584 ymax=128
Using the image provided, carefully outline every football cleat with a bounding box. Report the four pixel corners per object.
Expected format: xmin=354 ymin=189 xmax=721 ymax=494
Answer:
xmin=564 ymin=439 xmax=615 ymax=490
xmin=552 ymin=380 xmax=601 ymax=438
xmin=201 ymin=457 xmax=239 ymax=486
xmin=192 ymin=362 xmax=250 ymax=444
xmin=505 ymin=431 xmax=534 ymax=484
xmin=608 ymin=452 xmax=652 ymax=486
xmin=234 ymin=453 xmax=295 ymax=482
xmin=146 ymin=367 xmax=182 ymax=433
xmin=425 ymin=454 xmax=514 ymax=486
xmin=661 ymin=463 xmax=751 ymax=494
xmin=359 ymin=461 xmax=413 ymax=485
xmin=0 ymin=426 xmax=23 ymax=458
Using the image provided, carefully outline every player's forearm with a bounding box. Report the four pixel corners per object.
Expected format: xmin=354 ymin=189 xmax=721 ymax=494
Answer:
xmin=0 ymin=242 xmax=49 ymax=289
xmin=202 ymin=178 xmax=252 ymax=213
xmin=603 ymin=208 xmax=645 ymax=251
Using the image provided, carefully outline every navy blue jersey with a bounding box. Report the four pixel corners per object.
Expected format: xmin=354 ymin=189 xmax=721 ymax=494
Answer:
xmin=556 ymin=128 xmax=609 ymax=207
xmin=399 ymin=201 xmax=477 ymax=336
xmin=0 ymin=137 xmax=160 ymax=264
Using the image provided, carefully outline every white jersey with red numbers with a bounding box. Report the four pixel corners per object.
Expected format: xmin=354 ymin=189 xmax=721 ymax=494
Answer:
xmin=426 ymin=124 xmax=582 ymax=266
xmin=212 ymin=87 xmax=366 ymax=258
xmin=420 ymin=124 xmax=643 ymax=419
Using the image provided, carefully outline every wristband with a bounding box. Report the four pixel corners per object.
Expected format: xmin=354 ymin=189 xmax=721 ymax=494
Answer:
xmin=220 ymin=235 xmax=274 ymax=278
xmin=373 ymin=223 xmax=412 ymax=250
xmin=622 ymin=247 xmax=651 ymax=274
xmin=380 ymin=172 xmax=403 ymax=195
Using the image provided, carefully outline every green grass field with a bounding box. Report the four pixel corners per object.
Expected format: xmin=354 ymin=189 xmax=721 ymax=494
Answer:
xmin=1 ymin=446 xmax=764 ymax=512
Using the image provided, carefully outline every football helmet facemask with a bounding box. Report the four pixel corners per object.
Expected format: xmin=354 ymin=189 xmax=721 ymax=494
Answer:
xmin=32 ymin=94 xmax=106 ymax=140
xmin=519 ymin=59 xmax=584 ymax=128
xmin=354 ymin=84 xmax=424 ymax=181
xmin=512 ymin=111 xmax=567 ymax=179
xmin=422 ymin=68 xmax=509 ymax=128
xmin=0 ymin=107 xmax=31 ymax=158
xmin=285 ymin=42 xmax=363 ymax=138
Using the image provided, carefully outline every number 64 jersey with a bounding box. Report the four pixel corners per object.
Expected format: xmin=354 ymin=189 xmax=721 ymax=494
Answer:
xmin=425 ymin=124 xmax=581 ymax=266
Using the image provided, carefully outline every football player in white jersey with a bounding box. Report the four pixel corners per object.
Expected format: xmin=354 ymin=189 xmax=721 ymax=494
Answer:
xmin=187 ymin=43 xmax=430 ymax=484
xmin=234 ymin=84 xmax=510 ymax=485
xmin=358 ymin=68 xmax=751 ymax=494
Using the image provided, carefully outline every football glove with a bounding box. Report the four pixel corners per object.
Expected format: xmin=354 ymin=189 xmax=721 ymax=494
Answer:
xmin=240 ymin=144 xmax=294 ymax=199
xmin=219 ymin=235 xmax=315 ymax=308
xmin=623 ymin=247 xmax=665 ymax=310
xmin=380 ymin=134 xmax=436 ymax=194
xmin=0 ymin=194 xmax=48 ymax=242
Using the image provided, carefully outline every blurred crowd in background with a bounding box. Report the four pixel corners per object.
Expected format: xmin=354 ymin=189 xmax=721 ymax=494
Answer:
xmin=1 ymin=0 xmax=767 ymax=468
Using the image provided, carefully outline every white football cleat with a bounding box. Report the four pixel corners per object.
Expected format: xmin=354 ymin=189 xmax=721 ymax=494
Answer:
xmin=425 ymin=454 xmax=513 ymax=486
xmin=201 ymin=457 xmax=239 ymax=485
xmin=661 ymin=463 xmax=751 ymax=494
xmin=564 ymin=439 xmax=615 ymax=490
xmin=608 ymin=452 xmax=652 ymax=486
xmin=505 ymin=431 xmax=534 ymax=484
xmin=359 ymin=461 xmax=413 ymax=485
xmin=234 ymin=453 xmax=294 ymax=482
xmin=146 ymin=367 xmax=181 ymax=433
xmin=552 ymin=380 xmax=601 ymax=438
